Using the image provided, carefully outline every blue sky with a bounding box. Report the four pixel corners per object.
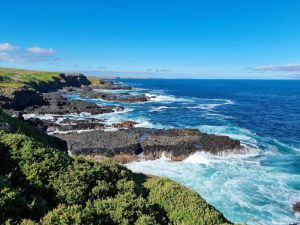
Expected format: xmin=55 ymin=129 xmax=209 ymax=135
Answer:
xmin=0 ymin=0 xmax=300 ymax=78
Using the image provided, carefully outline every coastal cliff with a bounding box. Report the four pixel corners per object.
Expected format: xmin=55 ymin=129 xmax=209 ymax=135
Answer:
xmin=0 ymin=68 xmax=243 ymax=224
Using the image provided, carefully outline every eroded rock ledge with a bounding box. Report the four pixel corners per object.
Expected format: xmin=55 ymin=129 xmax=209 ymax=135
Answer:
xmin=54 ymin=128 xmax=242 ymax=163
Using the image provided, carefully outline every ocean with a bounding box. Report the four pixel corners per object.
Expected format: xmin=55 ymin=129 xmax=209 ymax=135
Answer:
xmin=67 ymin=79 xmax=300 ymax=225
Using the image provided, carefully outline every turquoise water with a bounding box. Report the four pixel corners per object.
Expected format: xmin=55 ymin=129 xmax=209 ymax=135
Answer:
xmin=66 ymin=79 xmax=300 ymax=224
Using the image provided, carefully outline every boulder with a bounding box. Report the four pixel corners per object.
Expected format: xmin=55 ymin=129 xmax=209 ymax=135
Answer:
xmin=293 ymin=202 xmax=300 ymax=213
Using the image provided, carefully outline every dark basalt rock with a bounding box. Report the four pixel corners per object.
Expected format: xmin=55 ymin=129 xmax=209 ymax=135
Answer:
xmin=28 ymin=73 xmax=91 ymax=93
xmin=26 ymin=118 xmax=48 ymax=131
xmin=0 ymin=121 xmax=11 ymax=132
xmin=0 ymin=73 xmax=91 ymax=110
xmin=0 ymin=88 xmax=46 ymax=110
xmin=47 ymin=121 xmax=105 ymax=133
xmin=54 ymin=128 xmax=242 ymax=163
xmin=79 ymin=91 xmax=149 ymax=103
xmin=293 ymin=202 xmax=300 ymax=213
xmin=112 ymin=121 xmax=138 ymax=129
xmin=55 ymin=129 xmax=143 ymax=157
xmin=23 ymin=93 xmax=120 ymax=115
xmin=90 ymin=79 xmax=132 ymax=90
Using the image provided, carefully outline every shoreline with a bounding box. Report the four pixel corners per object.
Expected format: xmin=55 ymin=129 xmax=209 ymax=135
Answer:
xmin=1 ymin=72 xmax=246 ymax=164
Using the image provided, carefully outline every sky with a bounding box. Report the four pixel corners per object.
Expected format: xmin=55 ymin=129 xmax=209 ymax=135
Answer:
xmin=0 ymin=0 xmax=300 ymax=79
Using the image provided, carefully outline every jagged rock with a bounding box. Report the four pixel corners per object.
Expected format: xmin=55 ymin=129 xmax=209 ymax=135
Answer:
xmin=293 ymin=202 xmax=300 ymax=213
xmin=79 ymin=91 xmax=149 ymax=103
xmin=113 ymin=121 xmax=138 ymax=129
xmin=0 ymin=122 xmax=11 ymax=132
xmin=54 ymin=128 xmax=242 ymax=163
xmin=55 ymin=129 xmax=143 ymax=158
xmin=48 ymin=122 xmax=105 ymax=132
xmin=0 ymin=87 xmax=46 ymax=110
xmin=23 ymin=93 xmax=120 ymax=115
xmin=26 ymin=118 xmax=48 ymax=131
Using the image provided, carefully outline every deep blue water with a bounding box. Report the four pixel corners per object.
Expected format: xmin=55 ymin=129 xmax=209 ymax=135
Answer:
xmin=64 ymin=79 xmax=300 ymax=224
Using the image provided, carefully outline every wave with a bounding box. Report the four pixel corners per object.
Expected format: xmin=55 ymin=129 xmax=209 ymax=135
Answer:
xmin=197 ymin=125 xmax=258 ymax=144
xmin=145 ymin=93 xmax=194 ymax=103
xmin=188 ymin=99 xmax=234 ymax=110
xmin=126 ymin=151 xmax=300 ymax=225
xmin=149 ymin=106 xmax=177 ymax=112
xmin=23 ymin=113 xmax=56 ymax=121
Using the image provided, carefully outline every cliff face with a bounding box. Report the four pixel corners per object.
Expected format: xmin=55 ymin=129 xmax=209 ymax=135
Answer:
xmin=28 ymin=73 xmax=91 ymax=93
xmin=0 ymin=72 xmax=91 ymax=110
xmin=0 ymin=87 xmax=45 ymax=110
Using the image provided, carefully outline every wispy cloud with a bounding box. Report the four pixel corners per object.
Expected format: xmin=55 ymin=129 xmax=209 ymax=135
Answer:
xmin=26 ymin=47 xmax=56 ymax=55
xmin=252 ymin=64 xmax=300 ymax=72
xmin=0 ymin=42 xmax=58 ymax=63
xmin=0 ymin=42 xmax=18 ymax=51
xmin=146 ymin=68 xmax=171 ymax=73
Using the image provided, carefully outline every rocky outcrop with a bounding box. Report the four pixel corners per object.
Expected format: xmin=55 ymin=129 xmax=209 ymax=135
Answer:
xmin=0 ymin=121 xmax=11 ymax=132
xmin=54 ymin=128 xmax=242 ymax=163
xmin=88 ymin=77 xmax=132 ymax=90
xmin=0 ymin=73 xmax=91 ymax=110
xmin=0 ymin=87 xmax=46 ymax=110
xmin=293 ymin=202 xmax=300 ymax=213
xmin=112 ymin=121 xmax=138 ymax=129
xmin=27 ymin=73 xmax=91 ymax=93
xmin=79 ymin=90 xmax=149 ymax=103
xmin=23 ymin=93 xmax=122 ymax=115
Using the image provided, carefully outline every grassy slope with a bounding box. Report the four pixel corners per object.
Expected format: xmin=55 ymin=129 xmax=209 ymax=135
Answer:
xmin=0 ymin=68 xmax=61 ymax=88
xmin=0 ymin=110 xmax=66 ymax=150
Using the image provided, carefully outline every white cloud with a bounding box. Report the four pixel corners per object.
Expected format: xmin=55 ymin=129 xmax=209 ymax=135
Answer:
xmin=0 ymin=43 xmax=58 ymax=63
xmin=26 ymin=47 xmax=56 ymax=55
xmin=254 ymin=64 xmax=300 ymax=72
xmin=0 ymin=42 xmax=17 ymax=51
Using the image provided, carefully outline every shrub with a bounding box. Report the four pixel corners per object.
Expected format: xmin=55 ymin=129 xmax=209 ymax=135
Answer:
xmin=0 ymin=131 xmax=71 ymax=187
xmin=51 ymin=158 xmax=135 ymax=205
xmin=145 ymin=178 xmax=232 ymax=225
xmin=40 ymin=204 xmax=84 ymax=225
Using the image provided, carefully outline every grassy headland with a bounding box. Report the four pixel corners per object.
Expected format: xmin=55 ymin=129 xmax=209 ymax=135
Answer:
xmin=0 ymin=68 xmax=236 ymax=224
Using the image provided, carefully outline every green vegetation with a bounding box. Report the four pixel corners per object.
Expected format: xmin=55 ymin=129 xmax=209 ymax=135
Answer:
xmin=88 ymin=76 xmax=109 ymax=88
xmin=145 ymin=178 xmax=231 ymax=225
xmin=0 ymin=109 xmax=234 ymax=224
xmin=0 ymin=110 xmax=65 ymax=149
xmin=0 ymin=68 xmax=61 ymax=89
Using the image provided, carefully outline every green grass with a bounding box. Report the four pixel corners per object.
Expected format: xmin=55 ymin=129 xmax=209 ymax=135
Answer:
xmin=0 ymin=68 xmax=60 ymax=82
xmin=0 ymin=68 xmax=61 ymax=90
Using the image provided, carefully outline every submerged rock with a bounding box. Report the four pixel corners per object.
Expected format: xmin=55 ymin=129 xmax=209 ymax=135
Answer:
xmin=293 ymin=202 xmax=300 ymax=213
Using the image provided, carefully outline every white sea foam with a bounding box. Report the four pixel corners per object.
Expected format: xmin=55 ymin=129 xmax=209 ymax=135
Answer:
xmin=127 ymin=151 xmax=300 ymax=225
xmin=184 ymin=152 xmax=215 ymax=165
xmin=145 ymin=93 xmax=194 ymax=103
xmin=197 ymin=125 xmax=258 ymax=144
xmin=189 ymin=99 xmax=234 ymax=110
xmin=23 ymin=113 xmax=56 ymax=121
xmin=149 ymin=106 xmax=177 ymax=112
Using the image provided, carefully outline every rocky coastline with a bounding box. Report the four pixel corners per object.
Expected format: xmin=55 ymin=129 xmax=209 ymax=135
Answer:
xmin=1 ymin=72 xmax=243 ymax=163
